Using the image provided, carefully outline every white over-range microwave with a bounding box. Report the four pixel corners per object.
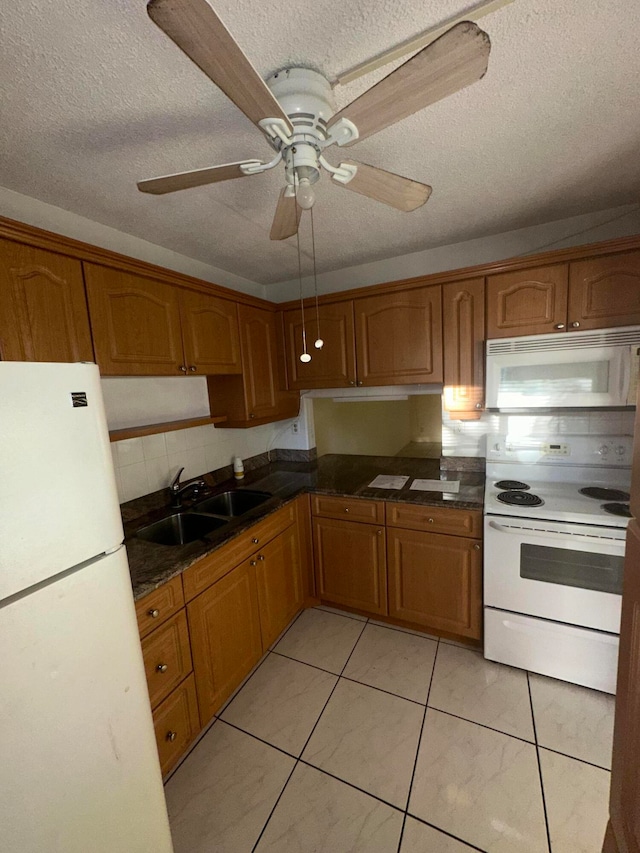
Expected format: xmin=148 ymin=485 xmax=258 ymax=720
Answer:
xmin=486 ymin=326 xmax=640 ymax=409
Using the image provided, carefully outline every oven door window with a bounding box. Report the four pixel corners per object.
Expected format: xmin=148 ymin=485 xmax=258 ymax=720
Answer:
xmin=520 ymin=543 xmax=623 ymax=595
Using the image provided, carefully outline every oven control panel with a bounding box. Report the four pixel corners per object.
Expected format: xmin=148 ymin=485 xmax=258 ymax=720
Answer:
xmin=486 ymin=435 xmax=632 ymax=466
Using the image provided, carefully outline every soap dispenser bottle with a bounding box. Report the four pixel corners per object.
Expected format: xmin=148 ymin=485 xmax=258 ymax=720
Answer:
xmin=233 ymin=456 xmax=245 ymax=480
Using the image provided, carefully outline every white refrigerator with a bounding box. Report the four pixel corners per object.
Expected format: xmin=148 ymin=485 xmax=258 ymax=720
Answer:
xmin=0 ymin=362 xmax=174 ymax=853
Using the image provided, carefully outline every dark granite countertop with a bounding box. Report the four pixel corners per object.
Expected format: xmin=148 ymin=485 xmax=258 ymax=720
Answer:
xmin=125 ymin=454 xmax=484 ymax=602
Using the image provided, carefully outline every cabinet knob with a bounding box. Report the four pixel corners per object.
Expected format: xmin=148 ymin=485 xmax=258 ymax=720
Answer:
xmin=475 ymin=402 xmax=483 ymax=410
xmin=428 ymin=518 xmax=434 ymax=524
xmin=252 ymin=537 xmax=259 ymax=544
xmin=250 ymin=559 xmax=257 ymax=566
xmin=179 ymin=365 xmax=188 ymax=373
xmin=349 ymin=380 xmax=356 ymax=386
xmin=474 ymin=544 xmax=481 ymax=550
xmin=554 ymin=324 xmax=565 ymax=330
xmin=357 ymin=380 xmax=363 ymax=386
xmin=189 ymin=365 xmax=197 ymax=372
xmin=257 ymin=554 xmax=265 ymax=561
xmin=571 ymin=321 xmax=580 ymax=328
xmin=148 ymin=608 xmax=160 ymax=618
xmin=156 ymin=663 xmax=168 ymax=673
xmin=377 ymin=529 xmax=383 ymax=535
xmin=344 ymin=507 xmax=350 ymax=513
xmin=166 ymin=731 xmax=177 ymax=743
xmin=249 ymin=413 xmax=256 ymax=419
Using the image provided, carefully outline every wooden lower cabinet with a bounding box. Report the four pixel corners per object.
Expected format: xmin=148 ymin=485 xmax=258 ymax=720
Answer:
xmin=188 ymin=559 xmax=263 ymax=725
xmin=141 ymin=610 xmax=193 ymax=710
xmin=387 ymin=528 xmax=482 ymax=639
xmin=313 ymin=516 xmax=387 ymax=615
xmin=152 ymin=674 xmax=200 ymax=776
xmin=255 ymin=523 xmax=303 ymax=648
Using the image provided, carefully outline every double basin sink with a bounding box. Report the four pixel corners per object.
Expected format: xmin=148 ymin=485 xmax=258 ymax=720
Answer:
xmin=136 ymin=489 xmax=273 ymax=546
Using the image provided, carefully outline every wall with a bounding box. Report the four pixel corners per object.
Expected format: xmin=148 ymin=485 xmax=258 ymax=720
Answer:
xmin=314 ymin=398 xmax=412 ymax=457
xmin=266 ymin=204 xmax=640 ymax=302
xmin=106 ymin=380 xmax=315 ymax=503
xmin=0 ymin=186 xmax=264 ymax=299
xmin=442 ymin=405 xmax=637 ymax=458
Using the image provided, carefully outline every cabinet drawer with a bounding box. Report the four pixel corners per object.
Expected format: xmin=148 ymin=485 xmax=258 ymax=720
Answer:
xmin=311 ymin=494 xmax=385 ymax=524
xmin=152 ymin=674 xmax=200 ymax=777
xmin=141 ymin=610 xmax=192 ymax=709
xmin=135 ymin=575 xmax=184 ymax=638
xmin=182 ymin=502 xmax=296 ymax=601
xmin=386 ymin=503 xmax=481 ymax=538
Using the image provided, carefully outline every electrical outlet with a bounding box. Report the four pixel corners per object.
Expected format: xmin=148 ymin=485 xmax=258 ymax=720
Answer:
xmin=292 ymin=421 xmax=299 ymax=434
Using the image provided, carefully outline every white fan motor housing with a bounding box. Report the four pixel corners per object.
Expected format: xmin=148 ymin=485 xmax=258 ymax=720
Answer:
xmin=266 ymin=67 xmax=335 ymax=136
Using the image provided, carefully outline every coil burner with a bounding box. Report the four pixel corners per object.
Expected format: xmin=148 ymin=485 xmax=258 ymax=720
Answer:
xmin=497 ymin=491 xmax=543 ymax=507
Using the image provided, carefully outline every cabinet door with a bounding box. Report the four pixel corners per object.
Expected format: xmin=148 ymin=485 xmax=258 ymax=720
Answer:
xmin=255 ymin=524 xmax=303 ymax=648
xmin=187 ymin=560 xmax=262 ymax=725
xmin=606 ymin=520 xmax=640 ymax=853
xmin=354 ymin=286 xmax=443 ymax=385
xmin=443 ymin=278 xmax=484 ymax=415
xmin=180 ymin=289 xmax=242 ymax=374
xmin=282 ymin=302 xmax=356 ymax=389
xmin=313 ymin=516 xmax=387 ymax=615
xmin=486 ymin=264 xmax=568 ymax=338
xmin=240 ymin=304 xmax=281 ymax=419
xmin=84 ymin=263 xmax=185 ymax=375
xmin=387 ymin=528 xmax=482 ymax=639
xmin=0 ymin=240 xmax=93 ymax=362
xmin=569 ymin=251 xmax=640 ymax=331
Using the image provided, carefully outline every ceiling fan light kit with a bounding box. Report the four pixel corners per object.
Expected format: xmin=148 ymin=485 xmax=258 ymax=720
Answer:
xmin=140 ymin=0 xmax=494 ymax=363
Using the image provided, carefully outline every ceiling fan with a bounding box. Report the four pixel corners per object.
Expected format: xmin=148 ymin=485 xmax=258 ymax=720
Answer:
xmin=137 ymin=0 xmax=494 ymax=241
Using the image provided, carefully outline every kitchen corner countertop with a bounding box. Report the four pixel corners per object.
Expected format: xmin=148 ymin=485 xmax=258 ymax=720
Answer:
xmin=124 ymin=454 xmax=484 ymax=602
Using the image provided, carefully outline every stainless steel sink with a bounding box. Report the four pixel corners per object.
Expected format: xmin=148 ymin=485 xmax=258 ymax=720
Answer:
xmin=194 ymin=489 xmax=272 ymax=517
xmin=136 ymin=513 xmax=228 ymax=546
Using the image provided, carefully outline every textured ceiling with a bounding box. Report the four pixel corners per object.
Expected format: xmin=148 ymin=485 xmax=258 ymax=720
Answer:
xmin=2 ymin=0 xmax=640 ymax=285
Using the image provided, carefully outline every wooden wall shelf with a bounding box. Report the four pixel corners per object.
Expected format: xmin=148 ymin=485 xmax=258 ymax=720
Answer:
xmin=109 ymin=415 xmax=227 ymax=443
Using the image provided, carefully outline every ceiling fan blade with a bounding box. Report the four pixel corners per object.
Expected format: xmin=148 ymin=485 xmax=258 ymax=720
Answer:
xmin=327 ymin=22 xmax=490 ymax=145
xmin=334 ymin=0 xmax=510 ymax=86
xmin=147 ymin=0 xmax=292 ymax=134
xmin=137 ymin=160 xmax=260 ymax=194
xmin=270 ymin=189 xmax=299 ymax=241
xmin=335 ymin=160 xmax=431 ymax=212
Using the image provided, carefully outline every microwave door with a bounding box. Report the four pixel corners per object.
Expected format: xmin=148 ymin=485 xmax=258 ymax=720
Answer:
xmin=486 ymin=345 xmax=626 ymax=409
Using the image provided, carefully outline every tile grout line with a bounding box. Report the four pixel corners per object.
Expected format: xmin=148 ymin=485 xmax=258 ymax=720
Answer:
xmin=425 ymin=706 xmax=536 ymax=746
xmin=407 ymin=813 xmax=488 ymax=853
xmin=527 ymin=672 xmax=554 ymax=853
xmin=396 ymin=638 xmax=440 ymax=853
xmin=250 ymin=616 xmax=369 ymax=852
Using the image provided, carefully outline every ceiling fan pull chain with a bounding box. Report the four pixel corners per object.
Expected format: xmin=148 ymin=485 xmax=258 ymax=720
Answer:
xmin=294 ymin=165 xmax=311 ymax=364
xmin=310 ymin=206 xmax=323 ymax=349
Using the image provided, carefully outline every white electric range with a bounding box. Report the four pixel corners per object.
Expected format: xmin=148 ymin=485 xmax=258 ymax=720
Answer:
xmin=483 ymin=434 xmax=633 ymax=694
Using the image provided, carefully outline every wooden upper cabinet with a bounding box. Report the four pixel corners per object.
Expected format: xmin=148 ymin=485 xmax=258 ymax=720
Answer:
xmin=486 ymin=264 xmax=569 ymax=338
xmin=180 ymin=290 xmax=242 ymax=374
xmin=84 ymin=264 xmax=185 ymax=375
xmin=0 ymin=240 xmax=94 ymax=362
xmin=282 ymin=301 xmax=356 ymax=389
xmin=208 ymin=304 xmax=299 ymax=426
xmin=569 ymin=250 xmax=640 ymax=331
xmin=442 ymin=278 xmax=484 ymax=415
xmin=354 ymin=286 xmax=443 ymax=385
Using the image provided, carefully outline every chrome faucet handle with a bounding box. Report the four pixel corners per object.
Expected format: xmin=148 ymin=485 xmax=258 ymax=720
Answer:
xmin=170 ymin=467 xmax=185 ymax=492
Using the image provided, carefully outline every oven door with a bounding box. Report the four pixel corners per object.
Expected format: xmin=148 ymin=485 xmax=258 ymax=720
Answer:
xmin=484 ymin=515 xmax=624 ymax=633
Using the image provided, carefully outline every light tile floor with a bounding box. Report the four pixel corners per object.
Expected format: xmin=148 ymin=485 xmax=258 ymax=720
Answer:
xmin=165 ymin=607 xmax=615 ymax=853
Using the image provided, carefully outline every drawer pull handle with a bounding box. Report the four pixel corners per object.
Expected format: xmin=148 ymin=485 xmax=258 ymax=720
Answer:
xmin=156 ymin=663 xmax=168 ymax=673
xmin=148 ymin=608 xmax=160 ymax=618
xmin=428 ymin=518 xmax=434 ymax=524
xmin=166 ymin=731 xmax=177 ymax=742
xmin=252 ymin=537 xmax=259 ymax=544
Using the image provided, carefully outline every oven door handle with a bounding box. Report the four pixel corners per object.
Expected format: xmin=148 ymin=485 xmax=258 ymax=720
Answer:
xmin=487 ymin=519 xmax=625 ymax=546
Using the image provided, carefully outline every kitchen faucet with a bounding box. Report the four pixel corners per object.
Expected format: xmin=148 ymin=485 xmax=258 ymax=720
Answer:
xmin=169 ymin=467 xmax=207 ymax=509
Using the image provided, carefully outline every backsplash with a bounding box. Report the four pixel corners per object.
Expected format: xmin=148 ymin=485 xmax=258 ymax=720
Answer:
xmin=442 ymin=406 xmax=636 ymax=457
